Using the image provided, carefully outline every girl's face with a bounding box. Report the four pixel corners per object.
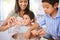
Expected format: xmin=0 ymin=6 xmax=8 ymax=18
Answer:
xmin=42 ymin=2 xmax=56 ymax=15
xmin=18 ymin=0 xmax=28 ymax=10
xmin=23 ymin=15 xmax=32 ymax=26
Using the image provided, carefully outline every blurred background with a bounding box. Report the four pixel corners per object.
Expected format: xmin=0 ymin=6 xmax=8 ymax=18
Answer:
xmin=0 ymin=0 xmax=60 ymax=40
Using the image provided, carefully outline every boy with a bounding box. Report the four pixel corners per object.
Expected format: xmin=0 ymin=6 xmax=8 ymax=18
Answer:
xmin=27 ymin=0 xmax=60 ymax=40
xmin=37 ymin=0 xmax=60 ymax=40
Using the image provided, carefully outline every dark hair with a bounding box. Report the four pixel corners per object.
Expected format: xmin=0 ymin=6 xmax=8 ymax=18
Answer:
xmin=23 ymin=11 xmax=35 ymax=22
xmin=15 ymin=0 xmax=29 ymax=13
xmin=42 ymin=0 xmax=59 ymax=6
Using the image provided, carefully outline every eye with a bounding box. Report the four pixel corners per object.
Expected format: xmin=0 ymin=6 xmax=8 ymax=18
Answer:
xmin=25 ymin=18 xmax=28 ymax=20
xmin=46 ymin=6 xmax=49 ymax=9
xmin=23 ymin=18 xmax=28 ymax=20
xmin=19 ymin=0 xmax=23 ymax=3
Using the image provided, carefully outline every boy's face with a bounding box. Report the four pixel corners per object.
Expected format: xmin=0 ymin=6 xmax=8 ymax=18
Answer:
xmin=23 ymin=15 xmax=32 ymax=26
xmin=42 ymin=2 xmax=55 ymax=15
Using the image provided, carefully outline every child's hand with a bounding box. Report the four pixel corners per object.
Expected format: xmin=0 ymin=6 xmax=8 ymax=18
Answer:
xmin=37 ymin=29 xmax=46 ymax=37
xmin=25 ymin=30 xmax=31 ymax=39
xmin=31 ymin=30 xmax=37 ymax=37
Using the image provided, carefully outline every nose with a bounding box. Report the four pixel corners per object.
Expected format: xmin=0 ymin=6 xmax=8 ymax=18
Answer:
xmin=23 ymin=19 xmax=26 ymax=22
xmin=44 ymin=8 xmax=47 ymax=13
xmin=44 ymin=8 xmax=46 ymax=11
xmin=22 ymin=2 xmax=26 ymax=6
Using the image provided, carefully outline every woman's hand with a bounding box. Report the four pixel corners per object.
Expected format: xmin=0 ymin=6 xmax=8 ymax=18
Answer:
xmin=0 ymin=16 xmax=22 ymax=31
xmin=7 ymin=16 xmax=22 ymax=27
xmin=7 ymin=16 xmax=17 ymax=27
xmin=0 ymin=16 xmax=17 ymax=31
xmin=37 ymin=29 xmax=46 ymax=37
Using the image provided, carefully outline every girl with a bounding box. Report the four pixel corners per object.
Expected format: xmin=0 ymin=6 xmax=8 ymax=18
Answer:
xmin=22 ymin=11 xmax=40 ymax=40
xmin=12 ymin=10 xmax=40 ymax=40
xmin=20 ymin=10 xmax=40 ymax=40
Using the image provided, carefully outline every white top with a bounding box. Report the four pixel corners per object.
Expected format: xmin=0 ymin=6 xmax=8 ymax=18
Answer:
xmin=8 ymin=16 xmax=30 ymax=40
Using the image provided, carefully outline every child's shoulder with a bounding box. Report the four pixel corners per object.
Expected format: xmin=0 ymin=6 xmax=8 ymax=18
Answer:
xmin=56 ymin=8 xmax=60 ymax=17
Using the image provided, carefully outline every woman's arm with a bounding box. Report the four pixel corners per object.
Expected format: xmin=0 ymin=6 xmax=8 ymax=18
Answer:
xmin=2 ymin=16 xmax=10 ymax=26
xmin=0 ymin=16 xmax=11 ymax=31
xmin=0 ymin=24 xmax=10 ymax=32
xmin=29 ymin=21 xmax=39 ymax=31
xmin=0 ymin=16 xmax=17 ymax=32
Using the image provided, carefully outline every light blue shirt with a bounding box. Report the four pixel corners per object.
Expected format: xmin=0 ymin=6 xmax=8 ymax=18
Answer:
xmin=37 ymin=8 xmax=60 ymax=40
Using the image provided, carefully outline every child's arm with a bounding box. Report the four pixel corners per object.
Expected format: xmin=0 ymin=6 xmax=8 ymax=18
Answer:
xmin=25 ymin=21 xmax=38 ymax=39
xmin=25 ymin=21 xmax=40 ymax=39
xmin=25 ymin=30 xmax=31 ymax=39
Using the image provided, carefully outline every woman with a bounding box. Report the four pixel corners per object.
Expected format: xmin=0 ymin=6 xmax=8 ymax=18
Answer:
xmin=0 ymin=0 xmax=29 ymax=32
xmin=0 ymin=0 xmax=30 ymax=40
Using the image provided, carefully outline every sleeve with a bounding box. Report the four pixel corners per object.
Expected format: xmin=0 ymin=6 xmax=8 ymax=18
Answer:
xmin=37 ymin=15 xmax=46 ymax=27
xmin=8 ymin=10 xmax=17 ymax=17
xmin=7 ymin=10 xmax=20 ymax=35
xmin=43 ymin=33 xmax=52 ymax=39
xmin=58 ymin=23 xmax=60 ymax=36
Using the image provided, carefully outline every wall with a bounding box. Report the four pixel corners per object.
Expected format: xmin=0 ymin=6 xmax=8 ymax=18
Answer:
xmin=0 ymin=0 xmax=60 ymax=40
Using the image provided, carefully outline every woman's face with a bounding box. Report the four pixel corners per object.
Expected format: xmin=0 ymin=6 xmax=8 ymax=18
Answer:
xmin=18 ymin=0 xmax=28 ymax=10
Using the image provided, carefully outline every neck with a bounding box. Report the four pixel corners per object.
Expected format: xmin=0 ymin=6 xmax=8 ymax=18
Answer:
xmin=50 ymin=9 xmax=58 ymax=18
xmin=20 ymin=10 xmax=25 ymax=17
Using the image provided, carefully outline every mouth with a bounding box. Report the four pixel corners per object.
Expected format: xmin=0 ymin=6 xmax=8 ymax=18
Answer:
xmin=21 ymin=6 xmax=26 ymax=10
xmin=23 ymin=22 xmax=25 ymax=24
xmin=22 ymin=5 xmax=26 ymax=8
xmin=45 ymin=12 xmax=48 ymax=14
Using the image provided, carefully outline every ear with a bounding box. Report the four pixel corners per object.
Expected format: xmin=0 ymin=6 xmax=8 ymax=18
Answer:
xmin=54 ymin=3 xmax=59 ymax=8
xmin=31 ymin=19 xmax=34 ymax=23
